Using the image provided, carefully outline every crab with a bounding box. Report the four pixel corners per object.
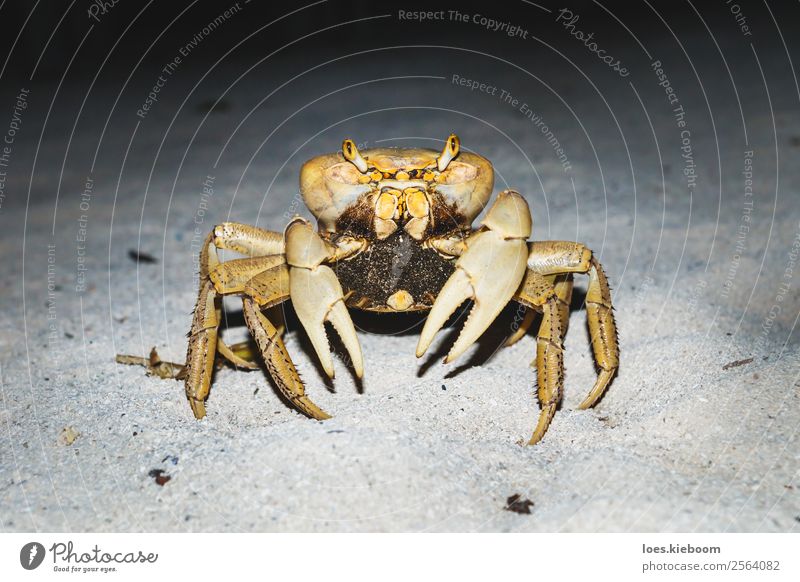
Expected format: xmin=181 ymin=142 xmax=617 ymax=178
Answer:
xmin=180 ymin=134 xmax=618 ymax=444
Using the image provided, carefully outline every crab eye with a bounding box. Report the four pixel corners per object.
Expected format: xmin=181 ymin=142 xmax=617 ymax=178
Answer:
xmin=437 ymin=133 xmax=460 ymax=171
xmin=342 ymin=139 xmax=368 ymax=173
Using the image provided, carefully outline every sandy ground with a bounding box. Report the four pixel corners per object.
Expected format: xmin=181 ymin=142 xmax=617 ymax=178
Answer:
xmin=1 ymin=10 xmax=799 ymax=532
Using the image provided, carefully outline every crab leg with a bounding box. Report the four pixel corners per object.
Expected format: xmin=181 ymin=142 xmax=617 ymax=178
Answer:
xmin=209 ymin=222 xmax=285 ymax=259
xmin=244 ymin=263 xmax=330 ymax=418
xmin=285 ymin=219 xmax=363 ymax=380
xmin=530 ymin=297 xmax=565 ymax=444
xmin=512 ymin=269 xmax=567 ymax=444
xmin=242 ymin=297 xmax=330 ymax=420
xmin=206 ymin=224 xmax=284 ymax=363
xmin=209 ymin=255 xmax=285 ymax=293
xmin=550 ymin=273 xmax=574 ymax=334
xmin=504 ymin=273 xmax=571 ymax=348
xmin=204 ymin=255 xmax=286 ymax=370
xmin=527 ymin=242 xmax=618 ymax=409
xmin=578 ymin=257 xmax=618 ymax=409
xmin=416 ymin=190 xmax=531 ymax=362
xmin=185 ymin=279 xmax=220 ymax=418
xmin=215 ymin=340 xmax=260 ymax=369
xmin=184 ymin=227 xmax=286 ymax=416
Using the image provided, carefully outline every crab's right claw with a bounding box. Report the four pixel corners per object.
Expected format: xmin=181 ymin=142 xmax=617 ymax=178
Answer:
xmin=286 ymin=219 xmax=364 ymax=379
xmin=416 ymin=190 xmax=532 ymax=362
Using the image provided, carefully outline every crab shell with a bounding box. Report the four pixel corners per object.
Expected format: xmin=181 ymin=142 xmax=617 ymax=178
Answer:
xmin=299 ymin=146 xmax=494 ymax=233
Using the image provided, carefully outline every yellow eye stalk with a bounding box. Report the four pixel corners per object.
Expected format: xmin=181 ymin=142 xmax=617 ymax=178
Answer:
xmin=342 ymin=138 xmax=368 ymax=172
xmin=437 ymin=133 xmax=460 ymax=171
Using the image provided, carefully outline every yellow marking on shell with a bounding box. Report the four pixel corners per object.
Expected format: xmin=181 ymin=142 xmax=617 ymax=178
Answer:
xmin=423 ymin=171 xmax=435 ymax=181
xmin=370 ymin=170 xmax=383 ymax=182
xmin=395 ymin=170 xmax=410 ymax=181
xmin=387 ymin=290 xmax=414 ymax=311
xmin=375 ymin=191 xmax=399 ymax=220
xmin=405 ymin=188 xmax=429 ymax=219
xmin=357 ymin=174 xmax=371 ymax=184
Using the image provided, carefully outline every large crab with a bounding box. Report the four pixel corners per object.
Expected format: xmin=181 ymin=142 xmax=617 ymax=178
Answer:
xmin=180 ymin=134 xmax=618 ymax=444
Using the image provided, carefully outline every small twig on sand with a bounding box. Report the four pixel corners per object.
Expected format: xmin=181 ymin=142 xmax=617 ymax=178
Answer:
xmin=722 ymin=357 xmax=754 ymax=371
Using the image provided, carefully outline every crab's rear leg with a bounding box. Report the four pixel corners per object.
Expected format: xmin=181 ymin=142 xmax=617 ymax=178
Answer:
xmin=578 ymin=257 xmax=618 ymax=409
xmin=527 ymin=242 xmax=619 ymax=409
xmin=513 ymin=269 xmax=565 ymax=444
xmin=185 ymin=279 xmax=220 ymax=418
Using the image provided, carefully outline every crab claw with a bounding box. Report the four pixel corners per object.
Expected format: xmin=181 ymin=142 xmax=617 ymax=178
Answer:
xmin=416 ymin=190 xmax=532 ymax=362
xmin=286 ymin=219 xmax=364 ymax=379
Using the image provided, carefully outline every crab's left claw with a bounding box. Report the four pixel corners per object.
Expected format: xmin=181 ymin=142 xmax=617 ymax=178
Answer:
xmin=416 ymin=190 xmax=532 ymax=362
xmin=286 ymin=219 xmax=364 ymax=379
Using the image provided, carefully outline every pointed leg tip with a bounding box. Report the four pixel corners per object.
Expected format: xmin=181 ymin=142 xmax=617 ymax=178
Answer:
xmin=189 ymin=398 xmax=206 ymax=419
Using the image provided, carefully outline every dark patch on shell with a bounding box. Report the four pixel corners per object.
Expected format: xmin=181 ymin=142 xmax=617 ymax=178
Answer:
xmin=335 ymin=196 xmax=375 ymax=238
xmin=334 ymin=230 xmax=457 ymax=311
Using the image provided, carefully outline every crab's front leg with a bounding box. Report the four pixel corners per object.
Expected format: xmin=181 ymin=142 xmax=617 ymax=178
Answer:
xmin=416 ymin=190 xmax=531 ymax=362
xmin=184 ymin=223 xmax=284 ymax=417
